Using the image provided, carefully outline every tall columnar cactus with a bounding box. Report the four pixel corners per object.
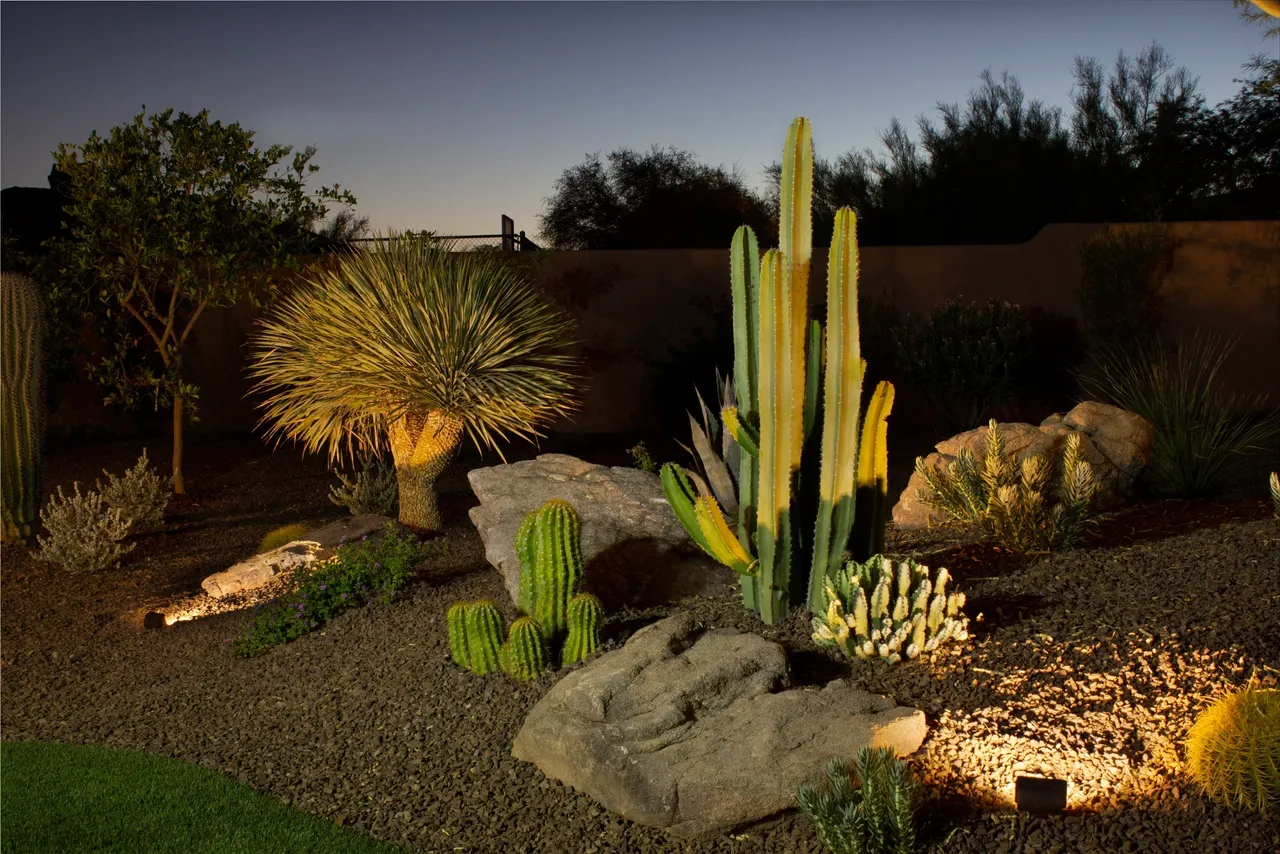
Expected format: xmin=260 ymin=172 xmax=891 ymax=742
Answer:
xmin=501 ymin=616 xmax=548 ymax=681
xmin=562 ymin=592 xmax=604 ymax=666
xmin=446 ymin=600 xmax=505 ymax=676
xmin=813 ymin=555 xmax=969 ymax=664
xmin=660 ymin=118 xmax=896 ymax=623
xmin=515 ymin=499 xmax=585 ymax=640
xmin=1 ymin=272 xmax=45 ymax=545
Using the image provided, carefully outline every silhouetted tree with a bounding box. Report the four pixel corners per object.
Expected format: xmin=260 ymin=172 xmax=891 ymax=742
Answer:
xmin=538 ymin=145 xmax=777 ymax=249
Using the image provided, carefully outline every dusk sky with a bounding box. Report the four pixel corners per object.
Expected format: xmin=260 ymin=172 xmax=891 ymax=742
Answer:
xmin=2 ymin=2 xmax=1274 ymax=246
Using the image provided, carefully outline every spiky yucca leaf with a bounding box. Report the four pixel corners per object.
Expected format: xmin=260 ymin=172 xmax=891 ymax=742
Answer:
xmin=249 ymin=233 xmax=580 ymax=530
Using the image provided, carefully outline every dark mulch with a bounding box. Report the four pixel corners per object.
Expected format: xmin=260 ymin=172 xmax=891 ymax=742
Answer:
xmin=2 ymin=430 xmax=1278 ymax=854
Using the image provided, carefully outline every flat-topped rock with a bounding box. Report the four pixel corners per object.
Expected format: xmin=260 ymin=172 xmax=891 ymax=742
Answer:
xmin=511 ymin=612 xmax=927 ymax=839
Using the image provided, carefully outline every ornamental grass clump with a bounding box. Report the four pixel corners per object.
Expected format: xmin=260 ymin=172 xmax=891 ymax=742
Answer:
xmin=914 ymin=419 xmax=1100 ymax=554
xmin=249 ymin=232 xmax=580 ymax=533
xmin=35 ymin=483 xmax=134 ymax=573
xmin=230 ymin=522 xmax=444 ymax=658
xmin=795 ymin=748 xmax=919 ymax=854
xmin=1185 ymin=682 xmax=1279 ymax=814
xmin=256 ymin=523 xmax=313 ymax=554
xmin=813 ymin=555 xmax=968 ymax=664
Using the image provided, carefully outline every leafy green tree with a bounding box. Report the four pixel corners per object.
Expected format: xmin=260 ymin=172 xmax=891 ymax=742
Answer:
xmin=46 ymin=106 xmax=356 ymax=493
xmin=538 ymin=145 xmax=777 ymax=249
xmin=248 ymin=233 xmax=580 ymax=532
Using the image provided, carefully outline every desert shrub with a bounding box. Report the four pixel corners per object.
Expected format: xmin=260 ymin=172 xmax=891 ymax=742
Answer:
xmin=1078 ymin=329 xmax=1280 ymax=498
xmin=795 ymin=748 xmax=920 ymax=854
xmin=914 ymin=419 xmax=1100 ymax=553
xmin=35 ymin=483 xmax=135 ymax=572
xmin=230 ymin=523 xmax=445 ymax=658
xmin=626 ymin=441 xmax=658 ymax=473
xmin=96 ymin=448 xmax=172 ymax=532
xmin=256 ymin=523 xmax=313 ymax=554
xmin=890 ymin=296 xmax=1034 ymax=435
xmin=1185 ymin=682 xmax=1279 ymax=814
xmin=813 ymin=555 xmax=968 ymax=664
xmin=328 ymin=454 xmax=398 ymax=517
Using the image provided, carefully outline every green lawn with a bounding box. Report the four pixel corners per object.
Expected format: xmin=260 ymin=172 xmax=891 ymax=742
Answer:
xmin=0 ymin=740 xmax=401 ymax=854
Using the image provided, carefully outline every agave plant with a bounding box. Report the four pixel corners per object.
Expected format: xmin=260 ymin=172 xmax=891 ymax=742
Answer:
xmin=249 ymin=232 xmax=580 ymax=531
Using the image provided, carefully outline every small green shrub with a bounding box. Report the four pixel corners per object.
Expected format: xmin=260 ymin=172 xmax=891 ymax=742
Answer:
xmin=35 ymin=483 xmax=134 ymax=572
xmin=96 ymin=448 xmax=171 ymax=533
xmin=626 ymin=441 xmax=658 ymax=473
xmin=813 ymin=555 xmax=968 ymax=664
xmin=1078 ymin=330 xmax=1280 ymax=498
xmin=1185 ymin=682 xmax=1279 ymax=814
xmin=328 ymin=454 xmax=398 ymax=517
xmin=256 ymin=523 xmax=313 ymax=554
xmin=796 ymin=748 xmax=920 ymax=854
xmin=914 ymin=419 xmax=1100 ymax=553
xmin=890 ymin=296 xmax=1034 ymax=435
xmin=230 ymin=523 xmax=444 ymax=658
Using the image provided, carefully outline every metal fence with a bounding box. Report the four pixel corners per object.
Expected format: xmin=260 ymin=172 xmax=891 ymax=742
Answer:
xmin=351 ymin=215 xmax=540 ymax=252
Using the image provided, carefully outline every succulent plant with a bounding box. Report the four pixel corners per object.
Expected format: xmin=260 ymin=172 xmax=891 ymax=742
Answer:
xmin=516 ymin=499 xmax=585 ymax=641
xmin=562 ymin=592 xmax=604 ymax=666
xmin=1 ymin=271 xmax=45 ymax=545
xmin=660 ymin=118 xmax=898 ymax=624
xmin=1185 ymin=682 xmax=1279 ymax=814
xmin=796 ymin=747 xmax=919 ymax=854
xmin=813 ymin=554 xmax=969 ymax=664
xmin=500 ymin=616 xmax=548 ymax=681
xmin=447 ymin=600 xmax=505 ymax=676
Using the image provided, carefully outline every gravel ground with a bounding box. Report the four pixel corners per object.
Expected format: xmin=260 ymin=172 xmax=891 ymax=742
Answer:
xmin=2 ymin=432 xmax=1278 ymax=853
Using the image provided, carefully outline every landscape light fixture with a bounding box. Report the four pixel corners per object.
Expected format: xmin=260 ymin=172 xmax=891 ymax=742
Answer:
xmin=1014 ymin=775 xmax=1068 ymax=814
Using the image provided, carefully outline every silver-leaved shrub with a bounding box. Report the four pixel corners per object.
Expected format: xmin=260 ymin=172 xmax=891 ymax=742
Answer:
xmin=36 ymin=483 xmax=135 ymax=572
xmin=96 ymin=448 xmax=172 ymax=532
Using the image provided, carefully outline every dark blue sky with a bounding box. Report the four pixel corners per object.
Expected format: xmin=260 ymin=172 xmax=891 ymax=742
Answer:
xmin=3 ymin=2 xmax=1275 ymax=245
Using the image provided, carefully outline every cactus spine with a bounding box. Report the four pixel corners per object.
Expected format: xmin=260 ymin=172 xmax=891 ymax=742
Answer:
xmin=1 ymin=272 xmax=45 ymax=545
xmin=516 ymin=499 xmax=584 ymax=641
xmin=501 ymin=616 xmax=548 ymax=681
xmin=562 ymin=592 xmax=604 ymax=665
xmin=447 ymin=600 xmax=505 ymax=675
xmin=661 ymin=118 xmax=895 ymax=624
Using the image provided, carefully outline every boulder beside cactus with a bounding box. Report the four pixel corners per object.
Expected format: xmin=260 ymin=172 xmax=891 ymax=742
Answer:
xmin=1 ymin=272 xmax=45 ymax=545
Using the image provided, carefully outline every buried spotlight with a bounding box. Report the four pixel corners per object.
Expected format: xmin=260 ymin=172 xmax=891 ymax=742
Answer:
xmin=1014 ymin=775 xmax=1068 ymax=814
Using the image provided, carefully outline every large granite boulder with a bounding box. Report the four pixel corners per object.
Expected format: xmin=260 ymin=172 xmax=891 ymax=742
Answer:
xmin=201 ymin=514 xmax=391 ymax=598
xmin=511 ymin=612 xmax=927 ymax=839
xmin=467 ymin=454 xmax=738 ymax=609
xmin=892 ymin=401 xmax=1155 ymax=529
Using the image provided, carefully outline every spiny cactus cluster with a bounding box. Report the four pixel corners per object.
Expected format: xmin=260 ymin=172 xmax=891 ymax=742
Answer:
xmin=915 ymin=420 xmax=1100 ymax=554
xmin=2 ymin=271 xmax=44 ymax=545
xmin=1185 ymin=682 xmax=1279 ymax=814
xmin=448 ymin=499 xmax=604 ymax=681
xmin=813 ymin=554 xmax=968 ymax=664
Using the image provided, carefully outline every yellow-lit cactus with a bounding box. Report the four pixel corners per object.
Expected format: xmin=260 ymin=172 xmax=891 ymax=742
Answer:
xmin=1185 ymin=682 xmax=1279 ymax=814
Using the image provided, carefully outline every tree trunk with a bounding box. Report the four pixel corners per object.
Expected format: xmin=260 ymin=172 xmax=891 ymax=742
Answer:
xmin=172 ymin=394 xmax=186 ymax=495
xmin=387 ymin=409 xmax=464 ymax=532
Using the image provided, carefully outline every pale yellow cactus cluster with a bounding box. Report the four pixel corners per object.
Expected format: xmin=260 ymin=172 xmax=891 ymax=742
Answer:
xmin=812 ymin=554 xmax=969 ymax=664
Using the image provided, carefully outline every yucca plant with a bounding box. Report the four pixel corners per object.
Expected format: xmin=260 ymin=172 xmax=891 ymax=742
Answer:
xmin=1077 ymin=329 xmax=1280 ymax=498
xmin=249 ymin=233 xmax=580 ymax=531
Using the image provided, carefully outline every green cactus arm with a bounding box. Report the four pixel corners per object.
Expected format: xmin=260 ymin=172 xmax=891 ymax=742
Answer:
xmin=693 ymin=494 xmax=757 ymax=575
xmin=780 ymin=118 xmax=813 ymax=476
xmin=447 ymin=602 xmax=471 ymax=668
xmin=563 ymin=592 xmax=604 ymax=666
xmin=721 ymin=406 xmax=759 ymax=458
xmin=851 ymin=380 xmax=895 ymax=562
xmin=515 ymin=512 xmax=537 ymax=615
xmin=1 ymin=273 xmax=45 ymax=545
xmin=756 ymin=248 xmax=796 ymax=625
xmin=730 ymin=225 xmax=761 ymax=425
xmin=660 ymin=463 xmax=718 ymax=558
xmin=807 ymin=208 xmax=865 ymax=613
xmin=501 ymin=616 xmax=548 ymax=681
xmin=802 ymin=320 xmax=824 ymax=445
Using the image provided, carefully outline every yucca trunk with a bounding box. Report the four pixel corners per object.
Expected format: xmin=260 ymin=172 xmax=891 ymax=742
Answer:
xmin=387 ymin=409 xmax=464 ymax=531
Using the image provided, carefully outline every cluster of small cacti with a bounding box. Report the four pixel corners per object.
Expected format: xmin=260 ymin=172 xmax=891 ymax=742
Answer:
xmin=447 ymin=499 xmax=605 ymax=681
xmin=1184 ymin=682 xmax=1279 ymax=814
xmin=813 ymin=554 xmax=968 ymax=664
xmin=2 ymin=271 xmax=45 ymax=545
xmin=915 ymin=420 xmax=1100 ymax=554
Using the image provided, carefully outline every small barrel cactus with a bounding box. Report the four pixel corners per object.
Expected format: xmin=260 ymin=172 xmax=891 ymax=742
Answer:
xmin=447 ymin=600 xmax=505 ymax=676
xmin=516 ymin=499 xmax=584 ymax=641
xmin=562 ymin=592 xmax=605 ymax=666
xmin=501 ymin=616 xmax=548 ymax=681
xmin=813 ymin=554 xmax=969 ymax=664
xmin=1185 ymin=683 xmax=1279 ymax=814
xmin=1 ymin=271 xmax=45 ymax=545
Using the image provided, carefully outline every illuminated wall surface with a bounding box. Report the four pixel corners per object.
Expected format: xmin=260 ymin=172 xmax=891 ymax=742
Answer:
xmin=47 ymin=220 xmax=1279 ymax=436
